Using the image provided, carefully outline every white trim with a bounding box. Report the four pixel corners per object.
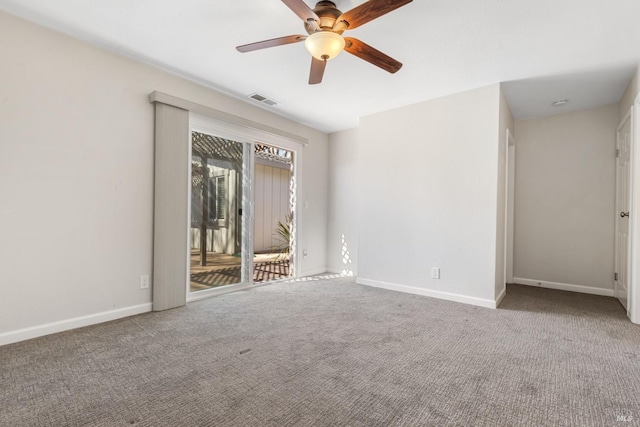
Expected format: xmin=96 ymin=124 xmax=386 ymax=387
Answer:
xmin=0 ymin=303 xmax=152 ymax=347
xmin=245 ymin=140 xmax=256 ymax=284
xmin=300 ymin=267 xmax=328 ymax=277
xmin=291 ymin=148 xmax=302 ymax=278
xmin=631 ymin=94 xmax=640 ymax=323
xmin=495 ymin=287 xmax=507 ymax=307
xmin=513 ymin=277 xmax=614 ymax=297
xmin=356 ymin=278 xmax=500 ymax=309
xmin=501 ymin=129 xmax=509 ymax=292
xmin=505 ymin=129 xmax=515 ymax=285
xmin=618 ymin=108 xmax=633 ymax=133
xmin=186 ymin=129 xmax=195 ymax=298
xmin=507 ymin=128 xmax=515 ymax=147
xmin=152 ymin=92 xmax=308 ymax=145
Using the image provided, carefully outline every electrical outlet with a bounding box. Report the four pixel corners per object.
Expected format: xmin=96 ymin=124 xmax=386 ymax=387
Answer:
xmin=140 ymin=274 xmax=150 ymax=289
xmin=431 ymin=267 xmax=440 ymax=279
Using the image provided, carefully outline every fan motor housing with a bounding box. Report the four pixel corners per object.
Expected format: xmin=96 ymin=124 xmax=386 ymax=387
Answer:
xmin=305 ymin=1 xmax=344 ymax=33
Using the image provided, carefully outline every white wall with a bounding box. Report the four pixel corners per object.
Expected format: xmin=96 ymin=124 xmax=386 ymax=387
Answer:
xmin=356 ymin=85 xmax=502 ymax=307
xmin=327 ymin=128 xmax=359 ymax=275
xmin=298 ymin=140 xmax=329 ymax=275
xmin=0 ymin=11 xmax=328 ymax=343
xmin=513 ymin=104 xmax=619 ymax=293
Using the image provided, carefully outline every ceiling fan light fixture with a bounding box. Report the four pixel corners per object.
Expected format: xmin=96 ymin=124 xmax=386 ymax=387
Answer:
xmin=304 ymin=31 xmax=345 ymax=61
xmin=236 ymin=0 xmax=412 ymax=84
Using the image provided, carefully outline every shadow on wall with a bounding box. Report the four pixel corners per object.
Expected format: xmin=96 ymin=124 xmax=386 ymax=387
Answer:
xmin=341 ymin=234 xmax=354 ymax=277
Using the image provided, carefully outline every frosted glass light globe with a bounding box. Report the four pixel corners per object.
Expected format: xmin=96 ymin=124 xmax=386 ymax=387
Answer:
xmin=304 ymin=31 xmax=345 ymax=61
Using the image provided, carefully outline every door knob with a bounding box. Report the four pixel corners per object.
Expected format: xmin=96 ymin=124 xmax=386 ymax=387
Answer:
xmin=620 ymin=212 xmax=630 ymax=218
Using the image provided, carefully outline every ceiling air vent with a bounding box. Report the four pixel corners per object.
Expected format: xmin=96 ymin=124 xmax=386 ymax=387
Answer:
xmin=249 ymin=93 xmax=278 ymax=107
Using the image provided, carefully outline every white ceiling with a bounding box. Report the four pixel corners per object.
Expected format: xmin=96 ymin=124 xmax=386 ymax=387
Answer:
xmin=502 ymin=67 xmax=636 ymax=120
xmin=1 ymin=0 xmax=640 ymax=133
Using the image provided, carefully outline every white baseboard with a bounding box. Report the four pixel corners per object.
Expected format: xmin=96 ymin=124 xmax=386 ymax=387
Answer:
xmin=513 ymin=277 xmax=614 ymax=297
xmin=495 ymin=287 xmax=507 ymax=307
xmin=356 ymin=278 xmax=500 ymax=309
xmin=0 ymin=303 xmax=152 ymax=347
xmin=327 ymin=268 xmax=356 ymax=276
xmin=300 ymin=267 xmax=328 ymax=277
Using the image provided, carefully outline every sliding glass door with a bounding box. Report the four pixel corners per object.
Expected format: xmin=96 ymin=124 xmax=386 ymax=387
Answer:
xmin=189 ymin=130 xmax=248 ymax=293
xmin=187 ymin=113 xmax=300 ymax=298
xmin=253 ymin=143 xmax=295 ymax=283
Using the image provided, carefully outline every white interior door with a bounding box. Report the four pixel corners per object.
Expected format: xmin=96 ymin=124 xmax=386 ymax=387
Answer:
xmin=615 ymin=113 xmax=632 ymax=310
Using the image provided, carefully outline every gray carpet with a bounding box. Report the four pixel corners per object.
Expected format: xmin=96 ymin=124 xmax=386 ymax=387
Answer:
xmin=2 ymin=277 xmax=640 ymax=426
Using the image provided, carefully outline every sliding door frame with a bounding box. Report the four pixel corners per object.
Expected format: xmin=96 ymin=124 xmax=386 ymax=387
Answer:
xmin=187 ymin=112 xmax=301 ymax=302
xmin=150 ymin=92 xmax=307 ymax=310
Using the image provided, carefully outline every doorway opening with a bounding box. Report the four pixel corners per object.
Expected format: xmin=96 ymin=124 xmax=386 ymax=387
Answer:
xmin=253 ymin=143 xmax=295 ymax=283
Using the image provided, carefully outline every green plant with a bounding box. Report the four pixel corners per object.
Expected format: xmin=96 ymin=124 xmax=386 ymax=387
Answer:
xmin=272 ymin=213 xmax=292 ymax=257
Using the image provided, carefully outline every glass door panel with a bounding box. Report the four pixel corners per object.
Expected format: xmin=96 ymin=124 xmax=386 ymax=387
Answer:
xmin=252 ymin=143 xmax=295 ymax=282
xmin=189 ymin=131 xmax=245 ymax=292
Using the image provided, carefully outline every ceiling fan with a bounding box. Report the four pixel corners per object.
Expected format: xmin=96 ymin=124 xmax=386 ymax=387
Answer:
xmin=236 ymin=0 xmax=413 ymax=84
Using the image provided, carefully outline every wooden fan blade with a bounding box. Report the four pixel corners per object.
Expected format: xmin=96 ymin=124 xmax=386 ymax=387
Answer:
xmin=281 ymin=0 xmax=319 ymax=23
xmin=344 ymin=37 xmax=402 ymax=73
xmin=336 ymin=0 xmax=412 ymax=30
xmin=309 ymin=57 xmax=327 ymax=85
xmin=236 ymin=35 xmax=306 ymax=53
